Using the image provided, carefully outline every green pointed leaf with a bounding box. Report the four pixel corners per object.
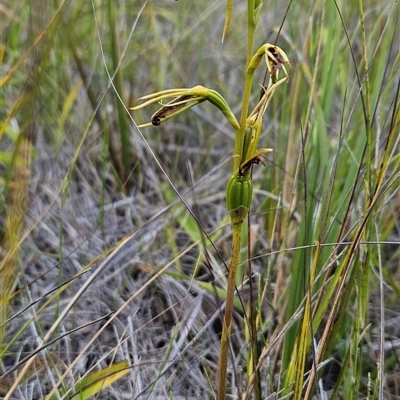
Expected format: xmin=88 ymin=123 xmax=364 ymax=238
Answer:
xmin=63 ymin=361 xmax=129 ymax=400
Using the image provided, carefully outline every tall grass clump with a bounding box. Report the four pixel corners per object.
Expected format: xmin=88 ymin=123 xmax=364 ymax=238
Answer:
xmin=1 ymin=0 xmax=399 ymax=399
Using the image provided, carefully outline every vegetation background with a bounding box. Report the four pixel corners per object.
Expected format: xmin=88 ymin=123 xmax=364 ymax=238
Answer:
xmin=1 ymin=0 xmax=399 ymax=399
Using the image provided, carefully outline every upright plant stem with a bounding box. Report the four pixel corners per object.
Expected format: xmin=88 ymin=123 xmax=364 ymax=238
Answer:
xmin=217 ymin=223 xmax=243 ymax=400
xmin=233 ymin=0 xmax=256 ymax=173
xmin=217 ymin=3 xmax=257 ymax=398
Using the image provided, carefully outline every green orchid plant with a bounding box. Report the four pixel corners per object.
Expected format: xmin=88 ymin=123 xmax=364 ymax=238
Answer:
xmin=131 ymin=5 xmax=290 ymax=397
xmin=131 ymin=44 xmax=289 ymax=181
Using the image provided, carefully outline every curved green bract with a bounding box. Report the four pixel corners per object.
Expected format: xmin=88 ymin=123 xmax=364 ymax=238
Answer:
xmin=226 ymin=175 xmax=253 ymax=225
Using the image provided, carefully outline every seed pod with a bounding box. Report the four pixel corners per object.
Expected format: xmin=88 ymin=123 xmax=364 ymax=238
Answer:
xmin=226 ymin=175 xmax=253 ymax=225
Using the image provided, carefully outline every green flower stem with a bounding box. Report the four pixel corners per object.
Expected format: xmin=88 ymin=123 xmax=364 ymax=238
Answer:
xmin=217 ymin=221 xmax=243 ymax=400
xmin=246 ymin=0 xmax=256 ymax=65
xmin=233 ymin=0 xmax=256 ymax=174
xmin=217 ymin=4 xmax=258 ymax=399
xmin=218 ymin=4 xmax=266 ymax=397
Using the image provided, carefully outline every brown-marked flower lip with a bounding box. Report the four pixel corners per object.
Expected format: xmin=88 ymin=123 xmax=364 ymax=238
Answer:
xmin=151 ymin=95 xmax=205 ymax=126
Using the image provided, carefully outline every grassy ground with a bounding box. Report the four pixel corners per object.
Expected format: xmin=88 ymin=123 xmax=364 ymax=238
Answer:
xmin=1 ymin=0 xmax=399 ymax=399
